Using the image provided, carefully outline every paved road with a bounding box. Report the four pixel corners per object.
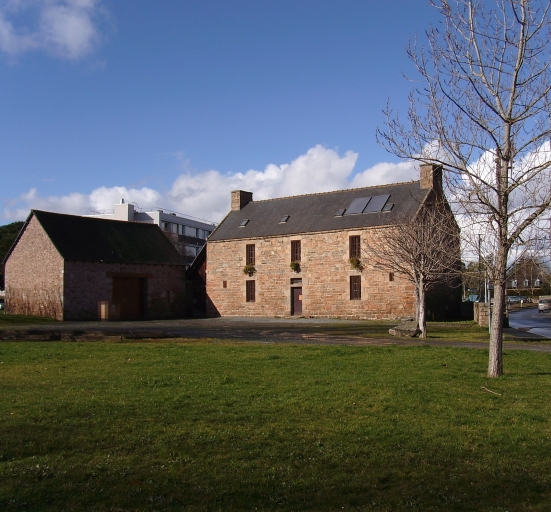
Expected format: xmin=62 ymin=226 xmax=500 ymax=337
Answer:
xmin=3 ymin=315 xmax=551 ymax=351
xmin=509 ymin=306 xmax=551 ymax=338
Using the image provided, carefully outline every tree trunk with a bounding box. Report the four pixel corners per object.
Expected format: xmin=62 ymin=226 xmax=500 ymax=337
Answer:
xmin=414 ymin=285 xmax=420 ymax=323
xmin=418 ymin=285 xmax=427 ymax=338
xmin=488 ymin=268 xmax=506 ymax=377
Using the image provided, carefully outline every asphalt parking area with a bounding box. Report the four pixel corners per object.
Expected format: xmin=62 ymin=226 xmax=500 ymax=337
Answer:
xmin=1 ymin=316 xmax=551 ymax=351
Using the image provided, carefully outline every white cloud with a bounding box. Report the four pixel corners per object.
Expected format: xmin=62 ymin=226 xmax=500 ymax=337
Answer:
xmin=165 ymin=145 xmax=360 ymax=221
xmin=88 ymin=186 xmax=161 ymax=212
xmin=0 ymin=0 xmax=106 ymax=60
xmin=2 ymin=187 xmax=89 ymax=221
xmin=1 ymin=145 xmax=421 ymax=223
xmin=1 ymin=185 xmax=161 ymax=222
xmin=351 ymin=160 xmax=418 ymax=188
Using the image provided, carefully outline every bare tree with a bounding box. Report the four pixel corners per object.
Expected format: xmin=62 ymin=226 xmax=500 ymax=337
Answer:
xmin=461 ymin=260 xmax=485 ymax=299
xmin=377 ymin=0 xmax=551 ymax=376
xmin=366 ymin=200 xmax=460 ymax=338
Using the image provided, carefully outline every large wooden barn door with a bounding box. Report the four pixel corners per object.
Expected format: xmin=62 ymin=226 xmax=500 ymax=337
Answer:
xmin=112 ymin=277 xmax=144 ymax=320
xmin=291 ymin=287 xmax=302 ymax=316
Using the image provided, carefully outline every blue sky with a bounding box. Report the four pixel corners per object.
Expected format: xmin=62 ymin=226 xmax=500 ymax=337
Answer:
xmin=0 ymin=0 xmax=441 ymax=224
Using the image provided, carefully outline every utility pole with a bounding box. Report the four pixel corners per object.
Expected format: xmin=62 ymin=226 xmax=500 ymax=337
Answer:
xmin=478 ymin=234 xmax=482 ymax=302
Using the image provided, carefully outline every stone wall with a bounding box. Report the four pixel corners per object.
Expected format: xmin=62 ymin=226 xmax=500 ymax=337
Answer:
xmin=4 ymin=215 xmax=187 ymax=321
xmin=63 ymin=261 xmax=186 ymax=320
xmin=4 ymin=216 xmax=64 ymax=319
xmin=206 ymin=227 xmax=416 ymax=319
xmin=473 ymin=302 xmax=489 ymax=327
xmin=473 ymin=302 xmax=509 ymax=329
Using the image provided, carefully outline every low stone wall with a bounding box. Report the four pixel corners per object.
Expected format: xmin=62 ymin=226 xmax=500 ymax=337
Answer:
xmin=473 ymin=302 xmax=489 ymax=327
xmin=473 ymin=302 xmax=510 ymax=328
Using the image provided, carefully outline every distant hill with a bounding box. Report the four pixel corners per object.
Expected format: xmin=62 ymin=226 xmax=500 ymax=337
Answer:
xmin=0 ymin=221 xmax=24 ymax=263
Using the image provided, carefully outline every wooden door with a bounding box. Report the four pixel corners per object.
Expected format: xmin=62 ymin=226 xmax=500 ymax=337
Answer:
xmin=291 ymin=287 xmax=302 ymax=316
xmin=112 ymin=277 xmax=144 ymax=320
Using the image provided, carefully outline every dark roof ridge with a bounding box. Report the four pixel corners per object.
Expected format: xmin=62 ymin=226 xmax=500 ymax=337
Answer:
xmin=31 ymin=209 xmax=184 ymax=265
xmin=248 ymin=180 xmax=420 ymax=204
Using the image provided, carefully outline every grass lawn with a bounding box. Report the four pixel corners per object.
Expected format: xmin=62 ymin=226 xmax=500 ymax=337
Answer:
xmin=1 ymin=340 xmax=551 ymax=511
xmin=349 ymin=320 xmax=493 ymax=342
xmin=317 ymin=315 xmax=542 ymax=343
xmin=426 ymin=321 xmax=493 ymax=341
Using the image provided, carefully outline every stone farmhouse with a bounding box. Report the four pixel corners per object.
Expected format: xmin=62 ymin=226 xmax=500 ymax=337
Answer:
xmin=203 ymin=164 xmax=460 ymax=319
xmin=3 ymin=210 xmax=187 ymax=321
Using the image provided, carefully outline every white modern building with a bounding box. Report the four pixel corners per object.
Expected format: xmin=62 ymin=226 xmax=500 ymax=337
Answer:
xmin=87 ymin=200 xmax=217 ymax=265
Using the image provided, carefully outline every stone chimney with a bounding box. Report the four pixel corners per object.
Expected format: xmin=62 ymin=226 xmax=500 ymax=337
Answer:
xmin=420 ymin=164 xmax=443 ymax=193
xmin=231 ymin=190 xmax=253 ymax=211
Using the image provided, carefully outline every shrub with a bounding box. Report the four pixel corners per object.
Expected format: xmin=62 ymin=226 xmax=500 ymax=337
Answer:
xmin=243 ymin=264 xmax=256 ymax=276
xmin=349 ymin=257 xmax=362 ymax=270
xmin=290 ymin=261 xmax=301 ymax=273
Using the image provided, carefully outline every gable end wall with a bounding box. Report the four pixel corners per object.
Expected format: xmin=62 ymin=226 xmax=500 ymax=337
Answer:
xmin=4 ymin=215 xmax=64 ymax=319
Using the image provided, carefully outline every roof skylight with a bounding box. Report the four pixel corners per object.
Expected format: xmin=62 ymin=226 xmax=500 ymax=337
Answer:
xmin=239 ymin=219 xmax=250 ymax=227
xmin=344 ymin=194 xmax=392 ymax=215
xmin=345 ymin=197 xmax=371 ymax=215
xmin=363 ymin=194 xmax=390 ymax=213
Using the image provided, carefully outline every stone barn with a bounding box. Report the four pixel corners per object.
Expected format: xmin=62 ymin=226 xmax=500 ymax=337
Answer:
xmin=203 ymin=164 xmax=460 ymax=319
xmin=3 ymin=210 xmax=187 ymax=321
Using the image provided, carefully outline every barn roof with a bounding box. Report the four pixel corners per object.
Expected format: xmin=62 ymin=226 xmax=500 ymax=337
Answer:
xmin=5 ymin=210 xmax=184 ymax=265
xmin=209 ymin=181 xmax=430 ymax=241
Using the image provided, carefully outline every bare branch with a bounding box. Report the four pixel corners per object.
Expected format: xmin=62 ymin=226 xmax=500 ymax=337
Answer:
xmin=378 ymin=0 xmax=551 ymax=377
xmin=365 ymin=200 xmax=461 ymax=338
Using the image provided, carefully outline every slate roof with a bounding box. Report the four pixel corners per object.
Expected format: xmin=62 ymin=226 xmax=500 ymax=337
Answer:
xmin=209 ymin=181 xmax=430 ymax=241
xmin=5 ymin=210 xmax=185 ymax=265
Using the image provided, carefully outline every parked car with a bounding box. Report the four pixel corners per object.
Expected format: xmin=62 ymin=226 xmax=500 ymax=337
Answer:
xmin=538 ymin=299 xmax=551 ymax=313
xmin=508 ymin=296 xmax=521 ymax=305
xmin=0 ymin=298 xmax=4 ymax=310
